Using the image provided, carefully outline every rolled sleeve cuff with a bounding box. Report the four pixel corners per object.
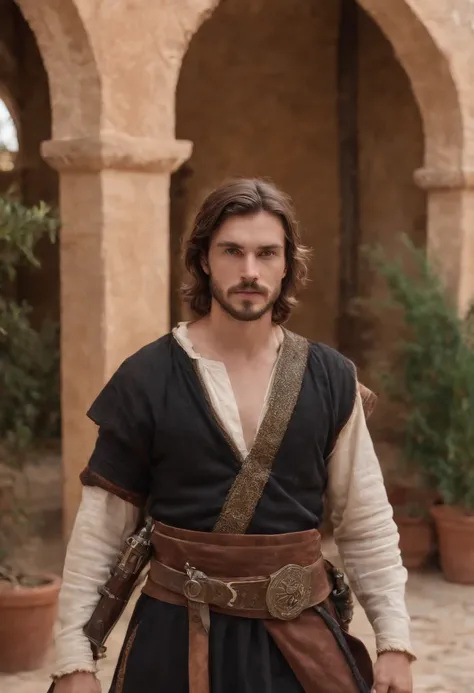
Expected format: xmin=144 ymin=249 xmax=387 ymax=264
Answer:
xmin=80 ymin=467 xmax=147 ymax=508
xmin=52 ymin=658 xmax=97 ymax=681
xmin=373 ymin=617 xmax=416 ymax=661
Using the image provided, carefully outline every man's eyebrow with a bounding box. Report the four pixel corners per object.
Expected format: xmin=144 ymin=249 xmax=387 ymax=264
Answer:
xmin=258 ymin=243 xmax=284 ymax=251
xmin=216 ymin=241 xmax=244 ymax=248
xmin=216 ymin=241 xmax=284 ymax=250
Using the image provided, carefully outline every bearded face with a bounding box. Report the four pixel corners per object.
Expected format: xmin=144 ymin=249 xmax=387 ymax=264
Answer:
xmin=203 ymin=211 xmax=287 ymax=323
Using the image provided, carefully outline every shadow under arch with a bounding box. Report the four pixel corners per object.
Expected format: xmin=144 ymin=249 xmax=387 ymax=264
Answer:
xmin=347 ymin=0 xmax=462 ymax=169
xmin=178 ymin=0 xmax=463 ymax=172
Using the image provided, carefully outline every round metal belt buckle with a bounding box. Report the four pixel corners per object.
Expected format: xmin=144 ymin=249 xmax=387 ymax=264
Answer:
xmin=184 ymin=578 xmax=203 ymax=600
xmin=266 ymin=564 xmax=311 ymax=620
xmin=183 ymin=562 xmax=207 ymax=601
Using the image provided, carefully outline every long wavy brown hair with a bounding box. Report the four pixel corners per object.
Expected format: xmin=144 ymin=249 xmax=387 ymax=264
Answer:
xmin=180 ymin=178 xmax=311 ymax=325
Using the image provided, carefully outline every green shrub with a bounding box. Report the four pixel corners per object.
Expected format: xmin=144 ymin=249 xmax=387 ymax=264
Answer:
xmin=0 ymin=195 xmax=60 ymax=457
xmin=367 ymin=236 xmax=474 ymax=512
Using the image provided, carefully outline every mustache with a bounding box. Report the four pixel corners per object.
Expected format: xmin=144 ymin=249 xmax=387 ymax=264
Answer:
xmin=229 ymin=281 xmax=267 ymax=295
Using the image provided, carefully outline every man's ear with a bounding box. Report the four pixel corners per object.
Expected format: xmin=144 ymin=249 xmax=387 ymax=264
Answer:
xmin=201 ymin=253 xmax=210 ymax=276
xmin=283 ymin=247 xmax=288 ymax=278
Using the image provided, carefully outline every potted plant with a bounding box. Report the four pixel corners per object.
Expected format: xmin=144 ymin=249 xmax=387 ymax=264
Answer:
xmin=365 ymin=236 xmax=474 ymax=580
xmin=0 ymin=193 xmax=62 ymax=672
xmin=387 ymin=483 xmax=436 ymax=569
xmin=429 ymin=311 xmax=474 ymax=583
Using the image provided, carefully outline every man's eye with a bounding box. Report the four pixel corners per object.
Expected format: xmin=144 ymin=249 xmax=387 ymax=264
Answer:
xmin=260 ymin=250 xmax=276 ymax=257
xmin=225 ymin=248 xmax=240 ymax=256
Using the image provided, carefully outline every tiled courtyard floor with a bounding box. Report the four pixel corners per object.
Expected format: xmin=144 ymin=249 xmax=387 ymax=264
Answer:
xmin=1 ymin=541 xmax=473 ymax=693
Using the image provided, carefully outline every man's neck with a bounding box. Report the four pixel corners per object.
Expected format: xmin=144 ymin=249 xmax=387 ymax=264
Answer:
xmin=193 ymin=306 xmax=281 ymax=360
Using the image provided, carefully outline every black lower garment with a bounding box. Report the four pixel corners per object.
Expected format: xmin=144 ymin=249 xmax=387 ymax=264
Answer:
xmin=109 ymin=594 xmax=305 ymax=693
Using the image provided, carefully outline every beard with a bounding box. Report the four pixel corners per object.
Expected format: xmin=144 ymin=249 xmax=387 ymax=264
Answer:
xmin=209 ymin=276 xmax=279 ymax=322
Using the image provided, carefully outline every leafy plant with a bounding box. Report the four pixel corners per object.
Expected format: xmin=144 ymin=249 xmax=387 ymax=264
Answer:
xmin=0 ymin=195 xmax=60 ymax=456
xmin=366 ymin=235 xmax=474 ymax=512
xmin=0 ymin=193 xmax=60 ymax=573
xmin=0 ymin=299 xmax=60 ymax=453
xmin=0 ymin=197 xmax=57 ymax=280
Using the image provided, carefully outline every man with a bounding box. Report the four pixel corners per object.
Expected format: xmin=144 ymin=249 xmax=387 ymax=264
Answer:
xmin=52 ymin=179 xmax=414 ymax=693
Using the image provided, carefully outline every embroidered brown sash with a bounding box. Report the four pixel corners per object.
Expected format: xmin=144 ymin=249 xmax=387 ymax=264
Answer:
xmin=214 ymin=329 xmax=310 ymax=534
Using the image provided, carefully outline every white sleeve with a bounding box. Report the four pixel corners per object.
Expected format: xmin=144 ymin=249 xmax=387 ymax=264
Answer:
xmin=52 ymin=486 xmax=140 ymax=678
xmin=326 ymin=389 xmax=415 ymax=659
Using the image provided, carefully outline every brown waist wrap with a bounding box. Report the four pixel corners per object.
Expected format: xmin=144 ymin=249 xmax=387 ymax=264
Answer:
xmin=142 ymin=523 xmax=373 ymax=693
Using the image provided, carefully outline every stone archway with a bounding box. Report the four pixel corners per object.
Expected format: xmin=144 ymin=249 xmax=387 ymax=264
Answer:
xmin=357 ymin=0 xmax=463 ymax=169
xmin=169 ymin=0 xmax=430 ymax=347
xmin=355 ymin=1 xmax=471 ymax=312
xmin=171 ymin=0 xmax=467 ymax=309
xmin=14 ymin=0 xmax=101 ymax=138
xmin=177 ymin=0 xmax=464 ymax=168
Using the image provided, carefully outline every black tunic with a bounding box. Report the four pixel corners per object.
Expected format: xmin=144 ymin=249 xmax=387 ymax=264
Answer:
xmin=80 ymin=330 xmax=357 ymax=693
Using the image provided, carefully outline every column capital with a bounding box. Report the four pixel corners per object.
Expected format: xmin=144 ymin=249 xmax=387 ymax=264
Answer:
xmin=41 ymin=131 xmax=193 ymax=174
xmin=414 ymin=166 xmax=474 ymax=191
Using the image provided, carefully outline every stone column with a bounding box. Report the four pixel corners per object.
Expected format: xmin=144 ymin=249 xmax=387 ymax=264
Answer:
xmin=414 ymin=166 xmax=474 ymax=315
xmin=42 ymin=132 xmax=192 ymax=538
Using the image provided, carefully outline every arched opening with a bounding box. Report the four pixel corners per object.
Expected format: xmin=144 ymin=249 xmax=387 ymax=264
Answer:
xmin=0 ymin=98 xmax=18 ymax=155
xmin=171 ymin=0 xmax=425 ymax=338
xmin=1 ymin=1 xmax=61 ymax=566
xmin=170 ymin=0 xmax=427 ymax=470
xmin=1 ymin=0 xmax=59 ymax=326
xmin=0 ymin=96 xmax=19 ymax=193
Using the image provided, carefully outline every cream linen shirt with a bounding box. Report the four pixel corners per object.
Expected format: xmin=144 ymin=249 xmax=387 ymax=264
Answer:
xmin=52 ymin=323 xmax=414 ymax=678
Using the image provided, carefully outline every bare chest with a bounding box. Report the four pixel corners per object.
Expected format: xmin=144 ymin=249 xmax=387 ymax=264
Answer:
xmin=225 ymin=360 xmax=276 ymax=452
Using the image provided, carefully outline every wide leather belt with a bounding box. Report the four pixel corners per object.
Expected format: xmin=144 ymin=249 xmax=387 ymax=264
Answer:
xmin=146 ymin=554 xmax=332 ymax=620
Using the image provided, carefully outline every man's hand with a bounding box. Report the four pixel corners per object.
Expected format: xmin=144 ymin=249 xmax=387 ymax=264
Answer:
xmin=53 ymin=671 xmax=101 ymax=693
xmin=372 ymin=651 xmax=413 ymax=693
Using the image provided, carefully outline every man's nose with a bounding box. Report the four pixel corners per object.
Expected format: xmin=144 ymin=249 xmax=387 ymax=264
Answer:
xmin=241 ymin=253 xmax=259 ymax=281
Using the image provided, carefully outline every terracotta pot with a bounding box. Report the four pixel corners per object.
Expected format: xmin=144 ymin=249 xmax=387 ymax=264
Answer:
xmin=388 ymin=484 xmax=440 ymax=508
xmin=0 ymin=573 xmax=61 ymax=673
xmin=431 ymin=505 xmax=474 ymax=584
xmin=394 ymin=514 xmax=435 ymax=569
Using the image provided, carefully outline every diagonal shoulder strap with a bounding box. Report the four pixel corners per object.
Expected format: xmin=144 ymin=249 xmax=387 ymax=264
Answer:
xmin=214 ymin=330 xmax=309 ymax=534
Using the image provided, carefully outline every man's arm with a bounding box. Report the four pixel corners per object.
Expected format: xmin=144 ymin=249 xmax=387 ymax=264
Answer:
xmin=51 ymin=354 xmax=154 ymax=690
xmin=53 ymin=486 xmax=139 ymax=680
xmin=326 ymin=388 xmax=415 ymax=660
